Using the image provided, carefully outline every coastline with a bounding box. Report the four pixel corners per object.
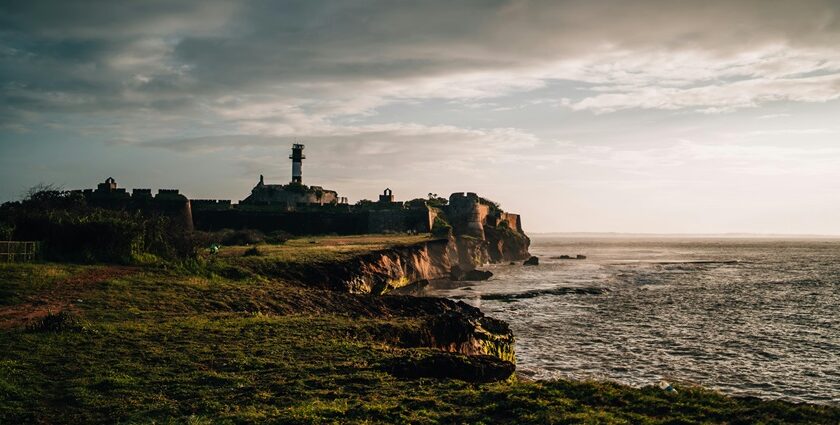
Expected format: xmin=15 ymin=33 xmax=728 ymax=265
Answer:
xmin=1 ymin=235 xmax=838 ymax=423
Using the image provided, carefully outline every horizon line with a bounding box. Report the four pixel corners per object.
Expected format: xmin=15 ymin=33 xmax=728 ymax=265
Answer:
xmin=529 ymin=232 xmax=840 ymax=238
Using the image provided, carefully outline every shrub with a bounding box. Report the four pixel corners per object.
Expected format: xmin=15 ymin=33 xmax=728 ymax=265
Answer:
xmin=13 ymin=210 xmax=144 ymax=263
xmin=187 ymin=229 xmax=269 ymax=247
xmin=426 ymin=193 xmax=448 ymax=208
xmin=220 ymin=229 xmax=265 ymax=246
xmin=265 ymin=230 xmax=290 ymax=245
xmin=1 ymin=189 xmax=202 ymax=263
xmin=432 ymin=216 xmax=452 ymax=238
xmin=243 ymin=246 xmax=262 ymax=257
xmin=0 ymin=222 xmax=14 ymax=240
xmin=26 ymin=311 xmax=88 ymax=333
xmin=479 ymin=197 xmax=504 ymax=214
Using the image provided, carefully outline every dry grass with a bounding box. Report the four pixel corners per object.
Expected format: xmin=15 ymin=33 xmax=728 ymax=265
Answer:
xmin=216 ymin=234 xmax=433 ymax=263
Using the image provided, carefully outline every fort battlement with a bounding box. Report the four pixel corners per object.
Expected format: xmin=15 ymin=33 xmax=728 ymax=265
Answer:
xmin=73 ymin=178 xmax=193 ymax=230
xmin=191 ymin=199 xmax=233 ymax=211
xmin=448 ymin=192 xmax=479 ymax=203
xmin=73 ymin=176 xmax=525 ymax=240
xmin=132 ymin=189 xmax=153 ymax=199
xmin=447 ymin=192 xmax=488 ymax=238
xmin=69 ymin=144 xmax=526 ymax=238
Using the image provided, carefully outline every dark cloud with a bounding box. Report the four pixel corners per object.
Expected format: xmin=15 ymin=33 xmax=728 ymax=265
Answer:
xmin=0 ymin=1 xmax=233 ymax=38
xmin=169 ymin=0 xmax=840 ymax=90
xmin=2 ymin=0 xmax=839 ymax=137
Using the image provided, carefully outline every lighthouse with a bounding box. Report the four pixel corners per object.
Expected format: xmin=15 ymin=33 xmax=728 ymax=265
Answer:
xmin=290 ymin=143 xmax=305 ymax=184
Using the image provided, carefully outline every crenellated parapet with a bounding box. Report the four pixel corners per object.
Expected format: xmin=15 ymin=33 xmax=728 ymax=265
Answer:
xmin=131 ymin=189 xmax=153 ymax=200
xmin=75 ymin=178 xmax=193 ymax=230
xmin=155 ymin=189 xmax=185 ymax=199
xmin=191 ymin=199 xmax=233 ymax=211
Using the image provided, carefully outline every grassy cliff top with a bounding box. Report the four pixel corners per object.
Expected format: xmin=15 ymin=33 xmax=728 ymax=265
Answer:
xmin=215 ymin=234 xmax=433 ymax=264
xmin=1 ymin=258 xmax=838 ymax=423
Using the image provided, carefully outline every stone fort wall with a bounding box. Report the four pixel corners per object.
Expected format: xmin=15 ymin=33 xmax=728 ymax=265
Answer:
xmin=192 ymin=208 xmax=434 ymax=235
xmin=446 ymin=192 xmax=521 ymax=237
xmin=75 ymin=179 xmax=518 ymax=237
xmin=76 ymin=182 xmax=194 ymax=230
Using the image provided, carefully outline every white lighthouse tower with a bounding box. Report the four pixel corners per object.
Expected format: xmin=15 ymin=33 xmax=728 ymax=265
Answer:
xmin=290 ymin=143 xmax=305 ymax=184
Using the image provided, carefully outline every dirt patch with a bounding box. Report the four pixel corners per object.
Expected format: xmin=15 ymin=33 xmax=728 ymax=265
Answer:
xmin=0 ymin=301 xmax=74 ymax=330
xmin=0 ymin=266 xmax=139 ymax=330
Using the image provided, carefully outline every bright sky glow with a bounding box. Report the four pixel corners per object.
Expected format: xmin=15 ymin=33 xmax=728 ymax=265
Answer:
xmin=2 ymin=1 xmax=840 ymax=233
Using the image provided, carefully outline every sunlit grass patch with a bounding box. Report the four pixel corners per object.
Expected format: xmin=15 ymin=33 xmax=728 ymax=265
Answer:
xmin=0 ymin=263 xmax=82 ymax=305
xmin=215 ymin=233 xmax=432 ymax=264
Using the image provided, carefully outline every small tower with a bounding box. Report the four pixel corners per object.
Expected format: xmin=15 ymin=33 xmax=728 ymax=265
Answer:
xmin=97 ymin=177 xmax=118 ymax=193
xmin=379 ymin=188 xmax=394 ymax=203
xmin=290 ymin=143 xmax=305 ymax=184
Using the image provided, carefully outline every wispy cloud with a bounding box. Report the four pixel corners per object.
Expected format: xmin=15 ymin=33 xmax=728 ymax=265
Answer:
xmin=4 ymin=0 xmax=840 ymax=232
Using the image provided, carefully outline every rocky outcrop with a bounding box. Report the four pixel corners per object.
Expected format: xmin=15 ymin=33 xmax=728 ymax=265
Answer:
xmin=423 ymin=309 xmax=515 ymax=363
xmin=449 ymin=267 xmax=493 ymax=281
xmin=243 ymin=239 xmax=452 ymax=294
xmin=484 ymin=225 xmax=531 ymax=263
xmin=523 ymin=256 xmax=539 ymax=266
xmin=374 ymin=297 xmax=515 ymax=382
xmin=266 ymin=290 xmax=517 ymax=381
xmin=439 ymin=192 xmax=531 ymax=271
xmin=385 ymin=353 xmax=514 ymax=383
xmin=551 ymin=254 xmax=587 ymax=260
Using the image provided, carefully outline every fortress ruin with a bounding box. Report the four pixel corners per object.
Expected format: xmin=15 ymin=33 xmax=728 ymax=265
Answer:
xmin=75 ymin=144 xmax=523 ymax=237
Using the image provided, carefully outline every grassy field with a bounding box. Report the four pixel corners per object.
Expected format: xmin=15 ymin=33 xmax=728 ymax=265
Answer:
xmin=1 ymin=237 xmax=838 ymax=424
xmin=215 ymin=234 xmax=433 ymax=264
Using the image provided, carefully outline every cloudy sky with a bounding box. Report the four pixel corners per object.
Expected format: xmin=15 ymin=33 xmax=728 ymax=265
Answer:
xmin=2 ymin=0 xmax=840 ymax=234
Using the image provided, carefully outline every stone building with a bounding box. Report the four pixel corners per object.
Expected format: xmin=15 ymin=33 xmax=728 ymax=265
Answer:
xmin=239 ymin=174 xmax=340 ymax=210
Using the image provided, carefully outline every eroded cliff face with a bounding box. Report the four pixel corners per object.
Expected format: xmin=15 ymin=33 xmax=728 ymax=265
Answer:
xmin=247 ymin=229 xmax=528 ymax=296
xmin=445 ymin=226 xmax=531 ymax=271
xmin=341 ymin=239 xmax=452 ymax=294
xmin=267 ymin=239 xmax=453 ymax=294
xmin=483 ymin=225 xmax=531 ymax=264
xmin=315 ymin=227 xmax=529 ymax=294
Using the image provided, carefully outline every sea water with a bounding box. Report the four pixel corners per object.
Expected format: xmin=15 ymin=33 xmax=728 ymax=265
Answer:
xmin=411 ymin=236 xmax=840 ymax=404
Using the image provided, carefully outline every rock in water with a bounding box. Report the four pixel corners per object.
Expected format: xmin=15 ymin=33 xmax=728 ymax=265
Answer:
xmin=523 ymin=256 xmax=539 ymax=266
xmin=449 ymin=266 xmax=493 ymax=281
xmin=449 ymin=265 xmax=465 ymax=281
xmin=462 ymin=269 xmax=493 ymax=281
